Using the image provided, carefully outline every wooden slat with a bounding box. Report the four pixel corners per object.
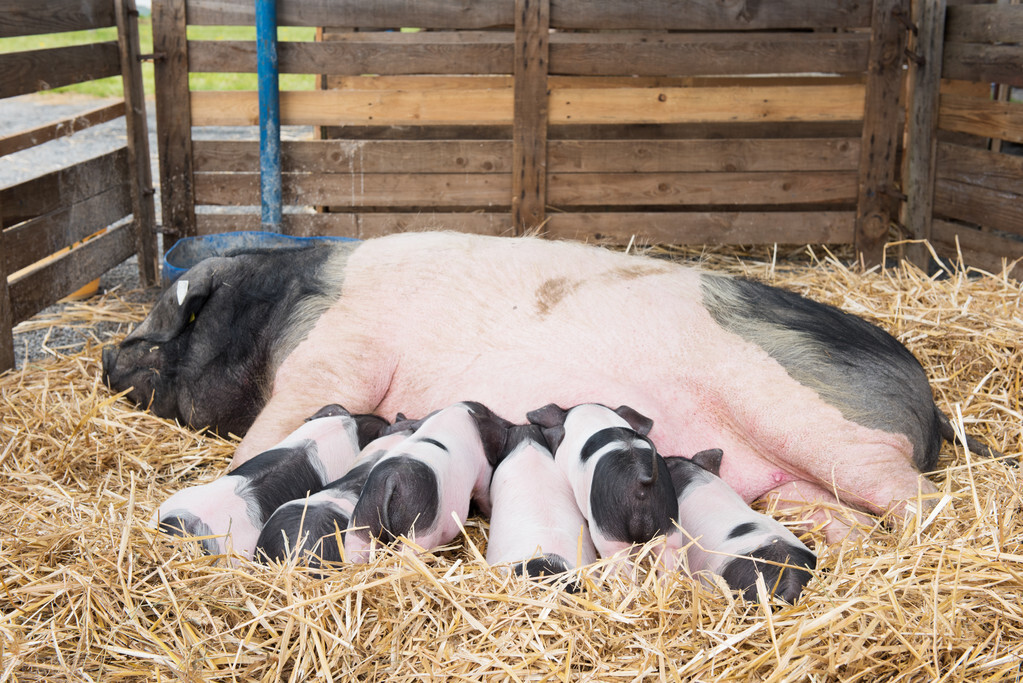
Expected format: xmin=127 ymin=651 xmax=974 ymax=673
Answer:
xmin=0 ymin=148 xmax=130 ymax=225
xmin=8 ymin=222 xmax=137 ymax=325
xmin=549 ymin=0 xmax=871 ymax=30
xmin=939 ymin=95 xmax=1023 ymax=144
xmin=902 ymin=0 xmax=946 ymax=267
xmin=942 ymin=44 xmax=1023 ymax=87
xmin=0 ymin=0 xmax=116 ymax=38
xmin=187 ymin=32 xmax=870 ymax=77
xmin=0 ymin=205 xmax=13 ymax=372
xmin=512 ymin=0 xmax=549 ymax=233
xmin=195 ymin=211 xmax=512 ymax=238
xmin=934 ymin=179 xmax=1023 ymax=236
xmin=193 ymin=173 xmax=512 ymax=207
xmin=0 ymin=102 xmax=124 ymax=158
xmin=193 ymin=138 xmax=861 ymax=175
xmin=547 ymin=172 xmax=858 ymax=206
xmin=931 ymin=219 xmax=1023 ymax=279
xmin=187 ymin=0 xmax=514 ymax=29
xmin=153 ymin=0 xmax=196 ymax=249
xmin=854 ymin=0 xmax=910 ymax=266
xmin=936 ymin=142 xmax=1023 ymax=195
xmin=3 ymin=184 xmax=132 ymax=274
xmin=116 ymin=0 xmax=158 ymax=287
xmin=191 ymin=85 xmax=866 ymax=127
xmin=0 ymin=43 xmax=121 ymax=99
xmin=944 ymin=4 xmax=1023 ymax=45
xmin=544 ymin=211 xmax=856 ymax=245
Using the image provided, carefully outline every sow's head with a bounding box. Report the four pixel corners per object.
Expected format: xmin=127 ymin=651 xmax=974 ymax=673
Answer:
xmin=102 ymin=245 xmax=344 ymax=437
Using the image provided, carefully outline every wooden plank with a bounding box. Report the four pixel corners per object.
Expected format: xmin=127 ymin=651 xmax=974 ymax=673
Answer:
xmin=942 ymin=44 xmax=1023 ymax=87
xmin=3 ymin=184 xmax=132 ymax=274
xmin=8 ymin=222 xmax=137 ymax=325
xmin=153 ymin=0 xmax=196 ymax=250
xmin=0 ymin=0 xmax=116 ymax=38
xmin=189 ymin=34 xmax=515 ymax=75
xmin=187 ymin=0 xmax=514 ymax=28
xmin=196 ymin=211 xmax=512 ymax=238
xmin=902 ymin=0 xmax=946 ymax=267
xmin=0 ymin=148 xmax=130 ymax=225
xmin=854 ymin=0 xmax=910 ymax=266
xmin=0 ymin=43 xmax=121 ymax=99
xmin=116 ymin=0 xmax=159 ymax=287
xmin=193 ymin=138 xmax=861 ymax=175
xmin=944 ymin=4 xmax=1023 ymax=45
xmin=549 ymin=32 xmax=870 ymax=77
xmin=934 ymin=179 xmax=1023 ymax=236
xmin=931 ymin=219 xmax=1023 ymax=279
xmin=512 ymin=0 xmax=549 ymax=233
xmin=0 ymin=102 xmax=124 ymax=158
xmin=936 ymin=142 xmax=1023 ymax=195
xmin=939 ymin=95 xmax=1023 ymax=144
xmin=547 ymin=172 xmax=858 ymax=206
xmin=193 ymin=172 xmax=512 ymax=207
xmin=549 ymin=0 xmax=871 ymax=30
xmin=191 ymin=85 xmax=866 ymax=127
xmin=0 ymin=202 xmax=13 ymax=372
xmin=544 ymin=211 xmax=856 ymax=245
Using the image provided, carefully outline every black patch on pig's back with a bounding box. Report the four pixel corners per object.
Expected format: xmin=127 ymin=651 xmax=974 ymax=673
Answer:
xmin=700 ymin=274 xmax=941 ymax=471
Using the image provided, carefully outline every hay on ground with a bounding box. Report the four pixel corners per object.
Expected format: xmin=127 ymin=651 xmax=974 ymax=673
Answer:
xmin=1 ymin=244 xmax=1020 ymax=681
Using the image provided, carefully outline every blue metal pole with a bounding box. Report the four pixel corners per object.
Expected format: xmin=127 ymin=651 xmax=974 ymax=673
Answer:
xmin=256 ymin=0 xmax=282 ymax=231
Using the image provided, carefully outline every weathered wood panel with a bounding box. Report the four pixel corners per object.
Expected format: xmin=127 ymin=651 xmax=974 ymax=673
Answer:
xmin=3 ymin=184 xmax=132 ymax=274
xmin=0 ymin=102 xmax=124 ymax=158
xmin=196 ymin=211 xmax=512 ymax=238
xmin=511 ymin=0 xmax=549 ymax=233
xmin=936 ymin=143 xmax=1023 ymax=195
xmin=939 ymin=96 xmax=1023 ymax=144
xmin=191 ymin=85 xmax=866 ymax=127
xmin=942 ymin=44 xmax=1023 ymax=87
xmin=0 ymin=0 xmax=116 ymax=38
xmin=0 ymin=43 xmax=122 ymax=99
xmin=187 ymin=32 xmax=870 ymax=77
xmin=944 ymin=3 xmax=1023 ymax=45
xmin=545 ymin=211 xmax=856 ymax=244
xmin=187 ymin=0 xmax=514 ymax=28
xmin=0 ymin=210 xmax=13 ymax=371
xmin=0 ymin=149 xmax=130 ymax=226
xmin=8 ymin=222 xmax=137 ymax=325
xmin=934 ymin=180 xmax=1023 ymax=237
xmin=931 ymin=219 xmax=1023 ymax=279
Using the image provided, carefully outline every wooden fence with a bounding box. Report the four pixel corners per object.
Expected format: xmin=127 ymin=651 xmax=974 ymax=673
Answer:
xmin=154 ymin=0 xmax=912 ymax=264
xmin=905 ymin=0 xmax=1023 ymax=278
xmin=0 ymin=0 xmax=158 ymax=371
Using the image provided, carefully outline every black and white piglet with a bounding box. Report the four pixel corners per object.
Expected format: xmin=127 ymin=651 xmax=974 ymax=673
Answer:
xmin=486 ymin=425 xmax=597 ymax=590
xmin=527 ymin=403 xmax=678 ymax=561
xmin=153 ymin=404 xmax=387 ymax=561
xmin=663 ymin=450 xmax=817 ymax=602
xmin=343 ymin=401 xmax=512 ymax=563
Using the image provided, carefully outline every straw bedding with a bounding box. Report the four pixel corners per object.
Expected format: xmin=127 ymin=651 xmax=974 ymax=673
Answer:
xmin=1 ymin=243 xmax=1021 ymax=681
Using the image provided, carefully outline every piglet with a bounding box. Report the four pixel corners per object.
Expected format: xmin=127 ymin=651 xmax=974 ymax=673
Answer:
xmin=664 ymin=451 xmax=816 ymax=603
xmin=254 ymin=429 xmax=411 ymax=569
xmin=344 ymin=401 xmax=511 ymax=563
xmin=527 ymin=403 xmax=678 ymax=561
xmin=153 ymin=404 xmax=387 ymax=561
xmin=486 ymin=425 xmax=597 ymax=591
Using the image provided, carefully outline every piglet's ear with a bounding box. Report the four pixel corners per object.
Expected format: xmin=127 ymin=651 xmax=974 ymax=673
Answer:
xmin=613 ymin=405 xmax=654 ymax=435
xmin=691 ymin=448 xmax=724 ymax=477
xmin=525 ymin=403 xmax=568 ymax=429
xmin=464 ymin=402 xmax=513 ymax=466
xmin=354 ymin=414 xmax=390 ymax=448
xmin=539 ymin=425 xmax=566 ymax=455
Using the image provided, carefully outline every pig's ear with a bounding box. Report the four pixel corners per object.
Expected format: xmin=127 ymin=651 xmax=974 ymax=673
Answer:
xmin=691 ymin=448 xmax=724 ymax=476
xmin=354 ymin=414 xmax=390 ymax=448
xmin=613 ymin=405 xmax=654 ymax=435
xmin=525 ymin=403 xmax=568 ymax=429
xmin=500 ymin=424 xmax=549 ymax=461
xmin=463 ymin=402 xmax=513 ymax=466
xmin=123 ymin=262 xmax=218 ymax=344
xmin=539 ymin=425 xmax=566 ymax=454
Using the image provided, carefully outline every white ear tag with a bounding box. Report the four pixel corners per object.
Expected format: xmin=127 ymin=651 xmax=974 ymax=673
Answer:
xmin=176 ymin=279 xmax=189 ymax=306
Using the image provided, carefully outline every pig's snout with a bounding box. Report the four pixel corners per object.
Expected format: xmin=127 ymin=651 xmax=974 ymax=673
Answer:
xmin=719 ymin=539 xmax=817 ymax=603
xmin=101 ymin=346 xmax=117 ymax=381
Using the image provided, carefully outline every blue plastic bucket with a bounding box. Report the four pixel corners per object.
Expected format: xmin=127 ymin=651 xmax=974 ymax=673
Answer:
xmin=162 ymin=231 xmax=359 ymax=288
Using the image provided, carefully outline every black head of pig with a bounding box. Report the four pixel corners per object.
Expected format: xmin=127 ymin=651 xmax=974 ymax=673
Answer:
xmin=102 ymin=245 xmax=346 ymax=437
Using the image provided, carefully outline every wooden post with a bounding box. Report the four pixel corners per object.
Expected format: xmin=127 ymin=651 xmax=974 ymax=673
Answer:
xmin=153 ymin=0 xmax=196 ymax=253
xmin=116 ymin=0 xmax=159 ymax=286
xmin=903 ymin=0 xmax=947 ymax=269
xmin=855 ymin=0 xmax=911 ymax=267
xmin=0 ymin=203 xmax=13 ymax=372
xmin=512 ymin=0 xmax=550 ymax=235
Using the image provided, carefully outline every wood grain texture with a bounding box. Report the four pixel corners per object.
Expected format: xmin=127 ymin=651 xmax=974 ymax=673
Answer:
xmin=943 ymin=44 xmax=1023 ymax=87
xmin=944 ymin=3 xmax=1023 ymax=45
xmin=0 ymin=211 xmax=13 ymax=372
xmin=0 ymin=43 xmax=121 ymax=99
xmin=931 ymin=219 xmax=1023 ymax=279
xmin=939 ymin=96 xmax=1023 ymax=144
xmin=936 ymin=142 xmax=1023 ymax=195
xmin=187 ymin=0 xmax=514 ymax=28
xmin=196 ymin=212 xmax=512 ymax=238
xmin=511 ymin=0 xmax=549 ymax=233
xmin=934 ymin=179 xmax=1023 ymax=237
xmin=0 ymin=0 xmax=116 ymax=38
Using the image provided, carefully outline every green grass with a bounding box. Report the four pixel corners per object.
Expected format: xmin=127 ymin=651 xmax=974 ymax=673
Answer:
xmin=0 ymin=19 xmax=317 ymax=99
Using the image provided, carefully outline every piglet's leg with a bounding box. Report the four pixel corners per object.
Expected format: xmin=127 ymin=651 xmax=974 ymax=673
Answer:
xmin=761 ymin=481 xmax=879 ymax=545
